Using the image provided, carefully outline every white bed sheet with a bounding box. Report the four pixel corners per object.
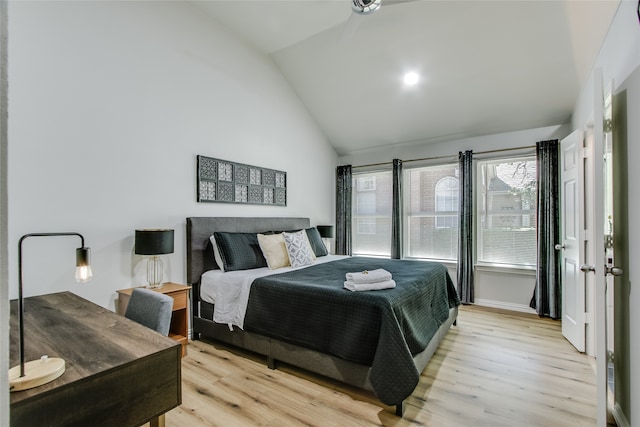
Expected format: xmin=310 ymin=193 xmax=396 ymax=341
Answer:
xmin=200 ymin=254 xmax=348 ymax=329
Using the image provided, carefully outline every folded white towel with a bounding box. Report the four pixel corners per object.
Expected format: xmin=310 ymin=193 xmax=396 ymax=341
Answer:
xmin=344 ymin=279 xmax=396 ymax=292
xmin=345 ymin=268 xmax=393 ymax=284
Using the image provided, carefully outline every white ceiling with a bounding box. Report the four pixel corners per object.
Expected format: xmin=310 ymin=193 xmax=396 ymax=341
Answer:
xmin=193 ymin=0 xmax=619 ymax=156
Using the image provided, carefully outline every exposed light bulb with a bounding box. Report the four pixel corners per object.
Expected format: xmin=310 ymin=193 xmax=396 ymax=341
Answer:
xmin=75 ymin=265 xmax=93 ymax=283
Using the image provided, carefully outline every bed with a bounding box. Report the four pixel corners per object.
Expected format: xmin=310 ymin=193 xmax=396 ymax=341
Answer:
xmin=186 ymin=217 xmax=460 ymax=416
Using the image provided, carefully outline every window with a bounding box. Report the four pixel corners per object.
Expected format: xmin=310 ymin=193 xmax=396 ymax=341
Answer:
xmin=356 ymin=176 xmax=376 ymax=191
xmin=356 ymin=192 xmax=376 ymax=214
xmin=351 ymin=171 xmax=392 ymax=256
xmin=477 ymin=157 xmax=537 ymax=267
xmin=435 ymin=176 xmax=459 ymax=228
xmin=357 ymin=218 xmax=377 ymax=235
xmin=406 ymin=164 xmax=459 ymax=260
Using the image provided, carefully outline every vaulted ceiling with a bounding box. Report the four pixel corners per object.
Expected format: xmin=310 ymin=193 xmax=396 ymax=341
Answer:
xmin=194 ymin=0 xmax=619 ymax=156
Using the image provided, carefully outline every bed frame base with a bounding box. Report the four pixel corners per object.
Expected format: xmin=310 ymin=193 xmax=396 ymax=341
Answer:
xmin=192 ymin=304 xmax=457 ymax=417
xmin=267 ymin=356 xmax=276 ymax=370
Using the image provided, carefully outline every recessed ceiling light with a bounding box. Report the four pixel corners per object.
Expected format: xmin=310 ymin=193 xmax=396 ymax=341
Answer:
xmin=404 ymin=72 xmax=419 ymax=86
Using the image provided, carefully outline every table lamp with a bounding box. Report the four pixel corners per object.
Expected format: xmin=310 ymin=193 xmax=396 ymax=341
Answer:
xmin=135 ymin=229 xmax=174 ymax=288
xmin=9 ymin=232 xmax=93 ymax=392
xmin=317 ymin=225 xmax=335 ymax=254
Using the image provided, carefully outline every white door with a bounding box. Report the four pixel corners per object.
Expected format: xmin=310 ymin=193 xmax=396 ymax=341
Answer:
xmin=560 ymin=130 xmax=586 ymax=352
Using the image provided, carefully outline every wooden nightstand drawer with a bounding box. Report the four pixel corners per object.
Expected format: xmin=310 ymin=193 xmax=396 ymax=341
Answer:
xmin=167 ymin=291 xmax=187 ymax=310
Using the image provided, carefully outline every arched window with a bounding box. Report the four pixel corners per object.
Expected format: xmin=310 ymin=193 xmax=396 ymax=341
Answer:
xmin=435 ymin=176 xmax=458 ymax=228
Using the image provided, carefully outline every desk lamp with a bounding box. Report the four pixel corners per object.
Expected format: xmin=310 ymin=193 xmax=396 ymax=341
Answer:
xmin=9 ymin=232 xmax=93 ymax=392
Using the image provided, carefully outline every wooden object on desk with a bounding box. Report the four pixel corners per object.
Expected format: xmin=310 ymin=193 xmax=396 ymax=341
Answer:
xmin=10 ymin=292 xmax=181 ymax=427
xmin=117 ymin=282 xmax=191 ymax=357
xmin=9 ymin=356 xmax=65 ymax=391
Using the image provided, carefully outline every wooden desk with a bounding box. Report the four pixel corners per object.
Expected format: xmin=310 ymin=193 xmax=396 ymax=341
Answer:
xmin=117 ymin=283 xmax=191 ymax=357
xmin=10 ymin=292 xmax=181 ymax=427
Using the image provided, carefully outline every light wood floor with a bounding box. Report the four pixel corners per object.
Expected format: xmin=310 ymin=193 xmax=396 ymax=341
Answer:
xmin=160 ymin=306 xmax=599 ymax=427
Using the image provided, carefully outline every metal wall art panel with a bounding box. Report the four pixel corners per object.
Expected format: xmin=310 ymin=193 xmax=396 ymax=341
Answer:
xmin=197 ymin=155 xmax=287 ymax=206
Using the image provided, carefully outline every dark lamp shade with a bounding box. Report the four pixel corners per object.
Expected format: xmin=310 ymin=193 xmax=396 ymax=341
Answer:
xmin=317 ymin=225 xmax=335 ymax=238
xmin=135 ymin=229 xmax=174 ymax=255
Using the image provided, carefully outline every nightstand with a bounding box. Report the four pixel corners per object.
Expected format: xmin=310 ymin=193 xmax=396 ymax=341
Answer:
xmin=117 ymin=282 xmax=191 ymax=357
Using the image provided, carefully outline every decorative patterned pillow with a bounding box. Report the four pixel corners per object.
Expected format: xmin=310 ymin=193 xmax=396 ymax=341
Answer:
xmin=283 ymin=230 xmax=315 ymax=268
xmin=257 ymin=233 xmax=290 ymax=269
xmin=213 ymin=232 xmax=267 ymax=272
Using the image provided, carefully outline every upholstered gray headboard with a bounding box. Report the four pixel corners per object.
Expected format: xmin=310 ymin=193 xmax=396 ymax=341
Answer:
xmin=186 ymin=217 xmax=311 ymax=284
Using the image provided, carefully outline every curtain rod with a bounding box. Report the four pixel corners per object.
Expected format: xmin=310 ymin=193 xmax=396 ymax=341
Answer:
xmin=351 ymin=144 xmax=537 ymax=169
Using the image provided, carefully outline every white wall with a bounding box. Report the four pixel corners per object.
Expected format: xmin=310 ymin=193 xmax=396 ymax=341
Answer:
xmin=339 ymin=124 xmax=570 ymax=167
xmin=340 ymin=124 xmax=569 ymax=311
xmin=1 ymin=0 xmax=8 ymax=423
xmin=6 ymin=1 xmax=337 ymax=311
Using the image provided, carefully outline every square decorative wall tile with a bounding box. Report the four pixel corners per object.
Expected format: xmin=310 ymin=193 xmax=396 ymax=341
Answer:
xmin=235 ymin=165 xmax=249 ymax=185
xmin=250 ymin=168 xmax=262 ymax=185
xmin=263 ymin=187 xmax=274 ymax=204
xmin=235 ymin=185 xmax=248 ymax=203
xmin=199 ymin=157 xmax=217 ymax=180
xmin=249 ymin=186 xmax=263 ymax=204
xmin=263 ymin=170 xmax=276 ymax=187
xmin=217 ymin=182 xmax=234 ymax=202
xmin=218 ymin=163 xmax=233 ymax=181
xmin=199 ymin=181 xmax=216 ymax=201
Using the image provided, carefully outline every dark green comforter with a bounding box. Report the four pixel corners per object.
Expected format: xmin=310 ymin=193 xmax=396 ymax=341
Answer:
xmin=244 ymin=256 xmax=460 ymax=406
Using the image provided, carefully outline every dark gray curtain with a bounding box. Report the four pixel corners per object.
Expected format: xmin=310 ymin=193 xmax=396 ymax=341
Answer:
xmin=335 ymin=165 xmax=352 ymax=255
xmin=391 ymin=159 xmax=403 ymax=259
xmin=530 ymin=140 xmax=561 ymax=319
xmin=457 ymin=150 xmax=474 ymax=304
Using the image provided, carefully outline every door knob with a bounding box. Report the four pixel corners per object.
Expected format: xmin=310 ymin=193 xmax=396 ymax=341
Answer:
xmin=580 ymin=264 xmax=596 ymax=273
xmin=555 ymin=244 xmax=566 ymax=250
xmin=605 ymin=266 xmax=623 ymax=276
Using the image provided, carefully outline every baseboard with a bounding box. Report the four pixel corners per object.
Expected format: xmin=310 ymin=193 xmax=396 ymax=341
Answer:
xmin=612 ymin=402 xmax=630 ymax=427
xmin=474 ymin=299 xmax=537 ymax=314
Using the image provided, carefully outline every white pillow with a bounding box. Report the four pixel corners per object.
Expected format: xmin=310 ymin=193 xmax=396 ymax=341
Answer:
xmin=283 ymin=230 xmax=315 ymax=268
xmin=209 ymin=235 xmax=225 ymax=272
xmin=257 ymin=233 xmax=290 ymax=269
